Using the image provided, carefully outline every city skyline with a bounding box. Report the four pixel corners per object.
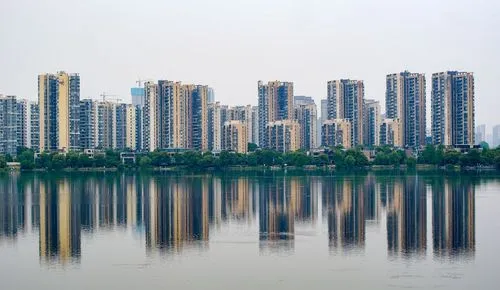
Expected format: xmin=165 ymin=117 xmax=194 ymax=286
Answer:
xmin=1 ymin=0 xmax=499 ymax=129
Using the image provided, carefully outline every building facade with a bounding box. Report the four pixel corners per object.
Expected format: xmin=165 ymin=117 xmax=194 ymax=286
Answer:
xmin=38 ymin=72 xmax=80 ymax=152
xmin=0 ymin=95 xmax=18 ymax=155
xmin=363 ymin=99 xmax=381 ymax=147
xmin=267 ymin=120 xmax=300 ymax=153
xmin=431 ymin=71 xmax=475 ymax=146
xmin=327 ymin=79 xmax=364 ymax=147
xmin=493 ymin=125 xmax=500 ymax=148
xmin=258 ymin=81 xmax=294 ymax=148
xmin=222 ymin=120 xmax=248 ymax=154
xmin=321 ymin=119 xmax=352 ymax=149
xmin=379 ymin=119 xmax=403 ymax=147
xmin=79 ymin=99 xmax=98 ymax=150
xmin=386 ymin=71 xmax=426 ymax=148
xmin=30 ymin=102 xmax=39 ymax=151
xmin=295 ymin=103 xmax=318 ymax=150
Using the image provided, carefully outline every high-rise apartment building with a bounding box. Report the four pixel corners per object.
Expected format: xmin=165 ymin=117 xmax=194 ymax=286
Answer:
xmin=363 ymin=99 xmax=381 ymax=147
xmin=190 ymin=85 xmax=209 ymax=151
xmin=493 ymin=125 xmax=500 ymax=148
xmin=379 ymin=119 xmax=403 ymax=147
xmin=30 ymin=102 xmax=39 ymax=151
xmin=222 ymin=120 xmax=248 ymax=154
xmin=143 ymin=81 xmax=159 ymax=152
xmin=431 ymin=71 xmax=475 ymax=146
xmin=208 ymin=102 xmax=221 ymax=152
xmin=294 ymin=96 xmax=315 ymax=106
xmin=0 ymin=95 xmax=19 ymax=155
xmin=115 ymin=104 xmax=127 ymax=150
xmin=97 ymin=101 xmax=116 ymax=149
xmin=295 ymin=103 xmax=317 ymax=150
xmin=227 ymin=105 xmax=254 ymax=148
xmin=320 ymin=99 xmax=328 ymax=148
xmin=125 ymin=105 xmax=137 ymax=151
xmin=327 ymin=80 xmax=364 ymax=147
xmin=251 ymin=106 xmax=259 ymax=145
xmin=134 ymin=105 xmax=142 ymax=151
xmin=475 ymin=125 xmax=486 ymax=145
xmin=79 ymin=99 xmax=98 ymax=150
xmin=386 ymin=71 xmax=426 ymax=148
xmin=131 ymin=87 xmax=145 ymax=108
xmin=321 ymin=119 xmax=352 ymax=149
xmin=143 ymin=80 xmax=209 ymax=152
xmin=258 ymin=81 xmax=294 ymax=148
xmin=16 ymin=99 xmax=29 ymax=149
xmin=267 ymin=120 xmax=300 ymax=153
xmin=207 ymin=87 xmax=215 ymax=104
xmin=38 ymin=72 xmax=80 ymax=152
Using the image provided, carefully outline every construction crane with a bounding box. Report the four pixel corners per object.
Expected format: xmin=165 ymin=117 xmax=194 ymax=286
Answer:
xmin=136 ymin=78 xmax=153 ymax=88
xmin=100 ymin=92 xmax=122 ymax=103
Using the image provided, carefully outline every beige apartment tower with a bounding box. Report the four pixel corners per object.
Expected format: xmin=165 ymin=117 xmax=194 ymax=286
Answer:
xmin=38 ymin=72 xmax=80 ymax=152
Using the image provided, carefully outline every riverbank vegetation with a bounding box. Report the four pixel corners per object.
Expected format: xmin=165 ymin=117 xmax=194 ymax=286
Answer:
xmin=1 ymin=145 xmax=500 ymax=171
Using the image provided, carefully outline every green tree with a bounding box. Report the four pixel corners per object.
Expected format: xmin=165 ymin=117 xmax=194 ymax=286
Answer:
xmin=17 ymin=149 xmax=35 ymax=169
xmin=248 ymin=143 xmax=258 ymax=152
xmin=50 ymin=154 xmax=66 ymax=170
xmin=344 ymin=155 xmax=356 ymax=168
xmin=0 ymin=155 xmax=6 ymax=169
xmin=139 ymin=156 xmax=152 ymax=168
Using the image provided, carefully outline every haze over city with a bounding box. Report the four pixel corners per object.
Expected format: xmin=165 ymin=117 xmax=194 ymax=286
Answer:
xmin=1 ymin=0 xmax=499 ymax=129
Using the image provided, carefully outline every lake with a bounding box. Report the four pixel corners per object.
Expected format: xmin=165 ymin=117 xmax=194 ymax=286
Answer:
xmin=1 ymin=171 xmax=499 ymax=289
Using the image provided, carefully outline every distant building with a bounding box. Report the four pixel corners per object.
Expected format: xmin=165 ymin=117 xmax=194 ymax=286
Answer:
xmin=327 ymin=79 xmax=364 ymax=147
xmin=386 ymin=71 xmax=426 ymax=148
xmin=222 ymin=120 xmax=248 ymax=154
xmin=79 ymin=99 xmax=98 ymax=150
xmin=475 ymin=124 xmax=486 ymax=144
xmin=379 ymin=119 xmax=403 ymax=147
xmin=431 ymin=71 xmax=475 ymax=146
xmin=0 ymin=95 xmax=19 ymax=155
xmin=97 ymin=101 xmax=116 ymax=149
xmin=227 ymin=105 xmax=254 ymax=148
xmin=258 ymin=81 xmax=294 ymax=148
xmin=16 ymin=99 xmax=29 ymax=149
xmin=125 ymin=105 xmax=137 ymax=151
xmin=363 ymin=99 xmax=381 ymax=147
xmin=295 ymin=102 xmax=317 ymax=150
xmin=30 ymin=102 xmax=39 ymax=151
xmin=38 ymin=72 xmax=80 ymax=152
xmin=251 ymin=106 xmax=259 ymax=145
xmin=208 ymin=87 xmax=215 ymax=104
xmin=143 ymin=80 xmax=209 ymax=152
xmin=321 ymin=119 xmax=352 ymax=149
xmin=493 ymin=125 xmax=500 ymax=148
xmin=131 ymin=87 xmax=145 ymax=108
xmin=294 ymin=95 xmax=315 ymax=106
xmin=267 ymin=120 xmax=300 ymax=153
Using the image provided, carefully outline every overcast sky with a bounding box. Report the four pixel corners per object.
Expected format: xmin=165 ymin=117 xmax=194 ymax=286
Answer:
xmin=1 ymin=0 xmax=499 ymax=131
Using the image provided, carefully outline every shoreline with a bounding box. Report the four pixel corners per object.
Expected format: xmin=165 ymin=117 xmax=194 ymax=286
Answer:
xmin=2 ymin=164 xmax=498 ymax=174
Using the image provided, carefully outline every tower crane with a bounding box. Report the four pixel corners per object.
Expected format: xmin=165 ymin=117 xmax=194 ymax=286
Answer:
xmin=136 ymin=78 xmax=153 ymax=88
xmin=100 ymin=92 xmax=122 ymax=103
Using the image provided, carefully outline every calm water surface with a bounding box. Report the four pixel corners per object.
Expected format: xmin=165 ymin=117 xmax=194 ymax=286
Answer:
xmin=1 ymin=172 xmax=499 ymax=290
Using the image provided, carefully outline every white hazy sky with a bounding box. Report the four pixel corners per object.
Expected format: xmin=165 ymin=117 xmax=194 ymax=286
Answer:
xmin=1 ymin=0 xmax=499 ymax=130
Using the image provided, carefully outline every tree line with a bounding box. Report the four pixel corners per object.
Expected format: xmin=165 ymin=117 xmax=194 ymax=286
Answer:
xmin=1 ymin=144 xmax=500 ymax=171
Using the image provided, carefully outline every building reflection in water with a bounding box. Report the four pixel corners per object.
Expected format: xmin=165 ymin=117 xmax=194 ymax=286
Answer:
xmin=432 ymin=177 xmax=475 ymax=259
xmin=259 ymin=177 xmax=298 ymax=253
xmin=0 ymin=173 xmax=480 ymax=263
xmin=386 ymin=176 xmax=427 ymax=258
xmin=39 ymin=178 xmax=81 ymax=265
xmin=323 ymin=177 xmax=365 ymax=252
xmin=220 ymin=177 xmax=255 ymax=224
xmin=144 ymin=177 xmax=210 ymax=255
xmin=0 ymin=174 xmax=23 ymax=241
